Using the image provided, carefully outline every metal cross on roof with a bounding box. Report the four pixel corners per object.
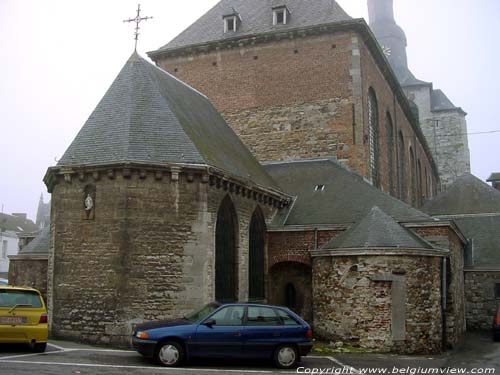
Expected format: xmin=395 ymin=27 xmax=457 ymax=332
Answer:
xmin=123 ymin=4 xmax=153 ymax=51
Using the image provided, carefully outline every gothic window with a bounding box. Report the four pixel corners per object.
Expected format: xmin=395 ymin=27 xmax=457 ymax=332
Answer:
xmin=367 ymin=89 xmax=380 ymax=187
xmin=386 ymin=113 xmax=395 ymax=195
xmin=215 ymin=195 xmax=239 ymax=302
xmin=249 ymin=207 xmax=266 ymax=301
xmin=83 ymin=185 xmax=96 ymax=220
xmin=397 ymin=131 xmax=406 ymax=201
xmin=416 ymin=159 xmax=422 ymax=206
xmin=409 ymin=147 xmax=416 ymax=206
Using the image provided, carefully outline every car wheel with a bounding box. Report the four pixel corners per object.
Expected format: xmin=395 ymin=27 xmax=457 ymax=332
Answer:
xmin=155 ymin=340 xmax=184 ymax=367
xmin=33 ymin=342 xmax=47 ymax=353
xmin=273 ymin=344 xmax=298 ymax=369
xmin=494 ymin=333 xmax=500 ymax=342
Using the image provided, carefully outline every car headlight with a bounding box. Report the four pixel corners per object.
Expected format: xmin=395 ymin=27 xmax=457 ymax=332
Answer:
xmin=136 ymin=331 xmax=150 ymax=339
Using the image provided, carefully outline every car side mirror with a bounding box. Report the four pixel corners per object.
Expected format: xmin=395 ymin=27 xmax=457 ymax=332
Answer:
xmin=203 ymin=318 xmax=216 ymax=327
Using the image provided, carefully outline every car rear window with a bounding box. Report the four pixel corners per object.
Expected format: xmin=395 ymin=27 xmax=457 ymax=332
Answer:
xmin=275 ymin=308 xmax=300 ymax=326
xmin=0 ymin=290 xmax=43 ymax=308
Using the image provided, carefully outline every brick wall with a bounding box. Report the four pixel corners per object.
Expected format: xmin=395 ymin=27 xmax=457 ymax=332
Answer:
xmin=155 ymin=28 xmax=438 ymax=206
xmin=359 ymin=42 xmax=437 ymax=204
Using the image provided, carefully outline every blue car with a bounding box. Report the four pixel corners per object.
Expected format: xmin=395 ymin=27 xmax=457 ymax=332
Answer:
xmin=132 ymin=302 xmax=313 ymax=368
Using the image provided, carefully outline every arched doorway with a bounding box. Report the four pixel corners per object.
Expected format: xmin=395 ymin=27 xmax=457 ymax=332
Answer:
xmin=248 ymin=207 xmax=266 ymax=301
xmin=268 ymin=262 xmax=312 ymax=321
xmin=215 ymin=196 xmax=238 ymax=302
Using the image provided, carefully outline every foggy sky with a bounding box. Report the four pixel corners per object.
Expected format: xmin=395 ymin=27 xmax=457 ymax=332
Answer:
xmin=1 ymin=0 xmax=499 ymax=220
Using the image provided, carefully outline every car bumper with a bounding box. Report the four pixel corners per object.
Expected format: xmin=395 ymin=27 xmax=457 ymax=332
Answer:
xmin=132 ymin=337 xmax=158 ymax=358
xmin=0 ymin=324 xmax=48 ymax=344
xmin=298 ymin=342 xmax=313 ymax=356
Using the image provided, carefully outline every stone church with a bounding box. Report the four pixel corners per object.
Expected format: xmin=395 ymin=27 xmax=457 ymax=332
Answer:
xmin=13 ymin=0 xmax=499 ymax=354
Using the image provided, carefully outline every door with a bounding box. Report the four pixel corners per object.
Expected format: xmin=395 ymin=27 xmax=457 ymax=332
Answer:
xmin=190 ymin=305 xmax=245 ymax=358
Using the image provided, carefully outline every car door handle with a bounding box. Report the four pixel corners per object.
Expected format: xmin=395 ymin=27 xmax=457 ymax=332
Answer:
xmin=233 ymin=332 xmax=241 ymax=337
xmin=272 ymin=332 xmax=281 ymax=337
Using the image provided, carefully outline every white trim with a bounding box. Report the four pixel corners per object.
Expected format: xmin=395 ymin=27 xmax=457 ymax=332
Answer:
xmin=224 ymin=16 xmax=237 ymax=33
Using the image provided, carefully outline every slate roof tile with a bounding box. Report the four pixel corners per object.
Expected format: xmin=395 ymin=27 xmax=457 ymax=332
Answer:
xmin=58 ymin=52 xmax=279 ymax=190
xmin=321 ymin=206 xmax=433 ymax=250
xmin=153 ymin=0 xmax=351 ymax=52
xmin=264 ymin=159 xmax=433 ymax=226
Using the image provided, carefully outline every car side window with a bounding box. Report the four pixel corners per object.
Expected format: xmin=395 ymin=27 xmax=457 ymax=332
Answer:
xmin=207 ymin=306 xmax=244 ymax=326
xmin=246 ymin=306 xmax=281 ymax=326
xmin=275 ymin=308 xmax=300 ymax=326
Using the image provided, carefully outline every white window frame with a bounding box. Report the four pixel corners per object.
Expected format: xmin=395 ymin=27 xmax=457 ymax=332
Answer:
xmin=224 ymin=16 xmax=238 ymax=33
xmin=273 ymin=7 xmax=288 ymax=25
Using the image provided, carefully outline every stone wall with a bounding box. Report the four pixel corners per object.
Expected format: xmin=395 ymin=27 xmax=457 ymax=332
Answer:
xmin=404 ymin=85 xmax=470 ymax=189
xmin=312 ymin=254 xmax=444 ymax=354
xmin=8 ymin=255 xmax=48 ymax=299
xmin=411 ymin=225 xmax=466 ymax=348
xmin=155 ymin=29 xmax=438 ymax=206
xmin=464 ymin=271 xmax=500 ymax=330
xmin=47 ymin=167 xmax=280 ymax=347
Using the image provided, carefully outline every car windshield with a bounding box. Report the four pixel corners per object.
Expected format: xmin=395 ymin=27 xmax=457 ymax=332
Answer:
xmin=0 ymin=290 xmax=43 ymax=308
xmin=184 ymin=303 xmax=220 ymax=322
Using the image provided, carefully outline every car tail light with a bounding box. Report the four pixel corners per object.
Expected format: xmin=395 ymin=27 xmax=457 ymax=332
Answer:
xmin=496 ymin=309 xmax=500 ymax=325
xmin=306 ymin=328 xmax=313 ymax=339
xmin=39 ymin=313 xmax=48 ymax=324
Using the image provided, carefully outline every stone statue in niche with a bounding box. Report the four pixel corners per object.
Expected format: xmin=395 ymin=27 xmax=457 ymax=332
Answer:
xmin=84 ymin=194 xmax=93 ymax=211
xmin=82 ymin=186 xmax=96 ymax=220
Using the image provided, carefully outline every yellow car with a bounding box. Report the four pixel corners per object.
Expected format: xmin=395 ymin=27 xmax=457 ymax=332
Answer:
xmin=0 ymin=285 xmax=48 ymax=352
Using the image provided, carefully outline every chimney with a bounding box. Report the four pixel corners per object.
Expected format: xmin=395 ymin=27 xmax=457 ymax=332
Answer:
xmin=487 ymin=173 xmax=500 ymax=191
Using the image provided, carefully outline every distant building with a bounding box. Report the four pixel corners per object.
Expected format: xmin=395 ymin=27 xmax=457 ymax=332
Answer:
xmin=0 ymin=212 xmax=38 ymax=279
xmin=422 ymin=174 xmax=500 ymax=330
xmin=487 ymin=172 xmax=500 ymax=191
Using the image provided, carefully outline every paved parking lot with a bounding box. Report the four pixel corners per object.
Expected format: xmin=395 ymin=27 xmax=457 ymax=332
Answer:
xmin=0 ymin=342 xmax=346 ymax=375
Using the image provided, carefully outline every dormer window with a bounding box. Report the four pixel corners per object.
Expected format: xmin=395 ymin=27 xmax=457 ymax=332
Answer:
xmin=223 ymin=8 xmax=241 ymax=33
xmin=273 ymin=6 xmax=290 ymax=26
xmin=224 ymin=16 xmax=237 ymax=33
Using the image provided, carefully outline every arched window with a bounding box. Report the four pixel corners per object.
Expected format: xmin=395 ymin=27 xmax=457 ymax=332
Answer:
xmin=367 ymin=89 xmax=380 ymax=187
xmin=409 ymin=147 xmax=416 ymax=206
xmin=248 ymin=207 xmax=266 ymax=301
xmin=417 ymin=159 xmax=422 ymax=206
xmin=215 ymin=195 xmax=239 ymax=302
xmin=386 ymin=113 xmax=395 ymax=195
xmin=397 ymin=131 xmax=406 ymax=201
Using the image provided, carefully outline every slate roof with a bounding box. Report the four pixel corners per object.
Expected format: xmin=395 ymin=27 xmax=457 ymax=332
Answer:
xmin=0 ymin=213 xmax=38 ymax=234
xmin=421 ymin=173 xmax=500 ymax=216
xmin=264 ymin=159 xmax=433 ymax=227
xmin=19 ymin=227 xmax=49 ymax=255
xmin=58 ymin=52 xmax=279 ymax=191
xmin=321 ymin=206 xmax=433 ymax=250
xmin=453 ymin=216 xmax=500 ymax=266
xmin=431 ymin=89 xmax=458 ymax=111
xmin=152 ymin=0 xmax=351 ymax=52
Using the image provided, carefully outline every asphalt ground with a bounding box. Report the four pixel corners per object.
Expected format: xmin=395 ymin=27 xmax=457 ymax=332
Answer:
xmin=0 ymin=341 xmax=345 ymax=375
